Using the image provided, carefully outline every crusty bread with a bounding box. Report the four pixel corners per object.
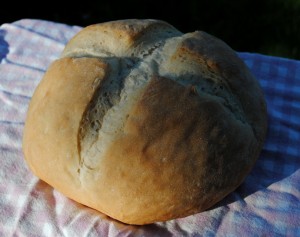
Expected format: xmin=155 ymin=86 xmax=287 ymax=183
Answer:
xmin=22 ymin=19 xmax=267 ymax=225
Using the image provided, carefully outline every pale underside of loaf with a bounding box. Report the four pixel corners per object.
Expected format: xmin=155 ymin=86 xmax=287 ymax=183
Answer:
xmin=23 ymin=19 xmax=267 ymax=224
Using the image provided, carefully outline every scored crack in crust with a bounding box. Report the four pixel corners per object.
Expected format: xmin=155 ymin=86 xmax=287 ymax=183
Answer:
xmin=23 ymin=19 xmax=268 ymax=225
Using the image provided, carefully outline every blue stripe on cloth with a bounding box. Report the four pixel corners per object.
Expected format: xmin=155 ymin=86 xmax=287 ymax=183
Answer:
xmin=237 ymin=52 xmax=300 ymax=190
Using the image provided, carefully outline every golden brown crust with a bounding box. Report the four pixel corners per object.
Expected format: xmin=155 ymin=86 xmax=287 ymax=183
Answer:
xmin=22 ymin=19 xmax=267 ymax=225
xmin=175 ymin=31 xmax=268 ymax=141
xmin=100 ymin=76 xmax=258 ymax=224
xmin=23 ymin=57 xmax=109 ymax=204
xmin=62 ymin=19 xmax=180 ymax=57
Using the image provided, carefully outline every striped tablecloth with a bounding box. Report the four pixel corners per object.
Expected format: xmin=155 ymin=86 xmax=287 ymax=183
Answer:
xmin=0 ymin=19 xmax=299 ymax=237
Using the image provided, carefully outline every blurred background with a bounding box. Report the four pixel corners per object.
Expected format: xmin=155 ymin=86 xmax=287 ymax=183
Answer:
xmin=1 ymin=0 xmax=299 ymax=60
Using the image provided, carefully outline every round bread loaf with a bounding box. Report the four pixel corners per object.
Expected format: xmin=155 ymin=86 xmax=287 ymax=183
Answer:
xmin=22 ymin=19 xmax=267 ymax=225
